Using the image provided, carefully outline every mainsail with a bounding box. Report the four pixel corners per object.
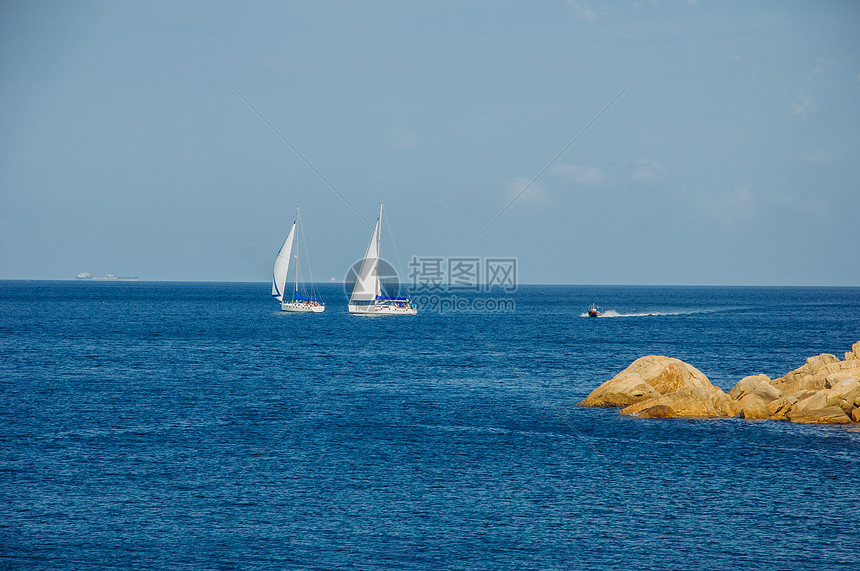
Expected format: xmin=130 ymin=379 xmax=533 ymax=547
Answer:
xmin=272 ymin=220 xmax=296 ymax=302
xmin=349 ymin=206 xmax=382 ymax=303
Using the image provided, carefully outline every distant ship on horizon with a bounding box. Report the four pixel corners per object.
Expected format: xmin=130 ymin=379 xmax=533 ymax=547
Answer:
xmin=76 ymin=272 xmax=138 ymax=281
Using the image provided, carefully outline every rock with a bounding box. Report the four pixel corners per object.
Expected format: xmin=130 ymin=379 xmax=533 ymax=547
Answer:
xmin=776 ymin=375 xmax=860 ymax=421
xmin=635 ymin=405 xmax=675 ymax=419
xmin=833 ymin=399 xmax=855 ymax=416
xmin=793 ymin=390 xmax=829 ymax=413
xmin=828 ymin=377 xmax=860 ymax=400
xmin=787 ymin=390 xmax=816 ymax=404
xmin=824 ymin=371 xmax=860 ymax=389
xmin=773 ymin=369 xmax=827 ymax=393
xmin=728 ymin=374 xmax=780 ymax=403
xmin=766 ymin=397 xmax=791 ymax=419
xmin=577 ymin=356 xmax=705 ymax=408
xmin=734 ymin=393 xmax=771 ymax=419
xmin=806 ymin=353 xmax=840 ymax=370
xmin=822 ymin=378 xmax=860 ymax=415
xmin=577 ymin=373 xmax=658 ymax=408
xmin=845 ymin=341 xmax=860 ymax=361
xmin=786 ymin=406 xmax=852 ymax=424
xmin=622 ymin=386 xmax=735 ymax=418
xmin=579 ymin=356 xmax=734 ymax=418
xmin=771 ymin=353 xmax=860 ymax=394
xmin=579 ymin=341 xmax=860 ymax=425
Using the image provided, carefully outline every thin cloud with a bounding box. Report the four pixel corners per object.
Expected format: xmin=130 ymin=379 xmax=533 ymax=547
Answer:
xmin=553 ymin=164 xmax=604 ymax=185
xmin=568 ymin=0 xmax=597 ymax=22
xmin=506 ymin=176 xmax=548 ymax=205
xmin=792 ymin=94 xmax=816 ymax=117
xmin=629 ymin=158 xmax=664 ymax=184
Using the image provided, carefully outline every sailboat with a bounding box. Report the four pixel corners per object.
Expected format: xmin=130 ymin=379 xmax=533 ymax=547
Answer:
xmin=348 ymin=204 xmax=417 ymax=316
xmin=272 ymin=206 xmax=325 ymax=313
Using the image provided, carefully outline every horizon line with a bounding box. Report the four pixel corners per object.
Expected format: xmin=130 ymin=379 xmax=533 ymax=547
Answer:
xmin=1 ymin=279 xmax=858 ymax=288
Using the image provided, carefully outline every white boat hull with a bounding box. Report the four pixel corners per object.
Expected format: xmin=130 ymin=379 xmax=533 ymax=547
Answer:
xmin=281 ymin=301 xmax=325 ymax=313
xmin=348 ymin=303 xmax=417 ymax=316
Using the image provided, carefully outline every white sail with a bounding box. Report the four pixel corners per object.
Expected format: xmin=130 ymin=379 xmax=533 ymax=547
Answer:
xmin=272 ymin=221 xmax=296 ymax=302
xmin=350 ymin=207 xmax=382 ymax=303
xmin=348 ymin=203 xmax=416 ymax=315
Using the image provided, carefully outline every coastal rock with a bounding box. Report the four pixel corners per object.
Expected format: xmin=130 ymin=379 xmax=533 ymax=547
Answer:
xmin=576 ymin=370 xmax=659 ymax=407
xmin=766 ymin=397 xmax=791 ymax=419
xmin=728 ymin=374 xmax=780 ymax=403
xmin=824 ymin=371 xmax=860 ymax=389
xmin=786 ymin=406 xmax=852 ymax=424
xmin=806 ymin=353 xmax=840 ymax=370
xmin=826 ymin=377 xmax=860 ymax=399
xmin=580 ymin=341 xmax=860 ymax=426
xmin=622 ymin=386 xmax=734 ymax=418
xmin=733 ymin=393 xmax=770 ymax=420
xmin=792 ymin=390 xmax=829 ymax=414
xmin=578 ymin=356 xmax=734 ymax=418
xmin=845 ymin=341 xmax=860 ymax=361
xmin=576 ymin=355 xmax=689 ymax=408
xmin=828 ymin=378 xmax=860 ymax=414
xmin=636 ymin=405 xmax=675 ymax=419
xmin=770 ymin=353 xmax=860 ymax=394
xmin=725 ymin=341 xmax=860 ymax=425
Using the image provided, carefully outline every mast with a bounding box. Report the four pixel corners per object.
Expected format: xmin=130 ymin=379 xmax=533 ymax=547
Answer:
xmin=294 ymin=206 xmax=299 ymax=300
xmin=376 ymin=203 xmax=383 ymax=299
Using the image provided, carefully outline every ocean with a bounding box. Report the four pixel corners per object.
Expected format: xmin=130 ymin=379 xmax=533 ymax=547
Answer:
xmin=2 ymin=281 xmax=859 ymax=569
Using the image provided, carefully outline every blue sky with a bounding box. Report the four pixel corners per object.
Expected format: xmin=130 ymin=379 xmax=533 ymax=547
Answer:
xmin=2 ymin=1 xmax=858 ymax=284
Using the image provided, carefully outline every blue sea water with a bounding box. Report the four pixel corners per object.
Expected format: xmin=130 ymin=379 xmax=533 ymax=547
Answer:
xmin=1 ymin=281 xmax=859 ymax=570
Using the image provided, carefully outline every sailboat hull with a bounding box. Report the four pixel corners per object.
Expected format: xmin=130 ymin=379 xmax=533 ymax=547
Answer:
xmin=281 ymin=301 xmax=325 ymax=313
xmin=348 ymin=303 xmax=416 ymax=316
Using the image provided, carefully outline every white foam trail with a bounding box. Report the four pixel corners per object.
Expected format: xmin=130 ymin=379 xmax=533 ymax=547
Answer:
xmin=580 ymin=307 xmax=741 ymax=318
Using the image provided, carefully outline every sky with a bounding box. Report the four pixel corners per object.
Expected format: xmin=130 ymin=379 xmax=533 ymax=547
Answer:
xmin=1 ymin=0 xmax=858 ymax=285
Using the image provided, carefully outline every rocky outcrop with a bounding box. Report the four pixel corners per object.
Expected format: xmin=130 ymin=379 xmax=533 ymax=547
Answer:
xmin=578 ymin=341 xmax=860 ymax=426
xmin=727 ymin=341 xmax=860 ymax=425
xmin=786 ymin=406 xmax=853 ymax=424
xmin=728 ymin=374 xmax=780 ymax=403
xmin=733 ymin=393 xmax=771 ymax=419
xmin=578 ymin=356 xmax=734 ymax=419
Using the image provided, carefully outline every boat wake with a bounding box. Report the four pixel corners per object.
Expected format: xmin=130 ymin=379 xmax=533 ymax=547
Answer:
xmin=580 ymin=308 xmax=739 ymax=318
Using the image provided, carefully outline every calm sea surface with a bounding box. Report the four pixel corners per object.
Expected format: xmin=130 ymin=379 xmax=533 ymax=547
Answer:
xmin=2 ymin=282 xmax=859 ymax=569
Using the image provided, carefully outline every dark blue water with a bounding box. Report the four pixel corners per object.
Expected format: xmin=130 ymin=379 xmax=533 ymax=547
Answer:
xmin=2 ymin=282 xmax=859 ymax=569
